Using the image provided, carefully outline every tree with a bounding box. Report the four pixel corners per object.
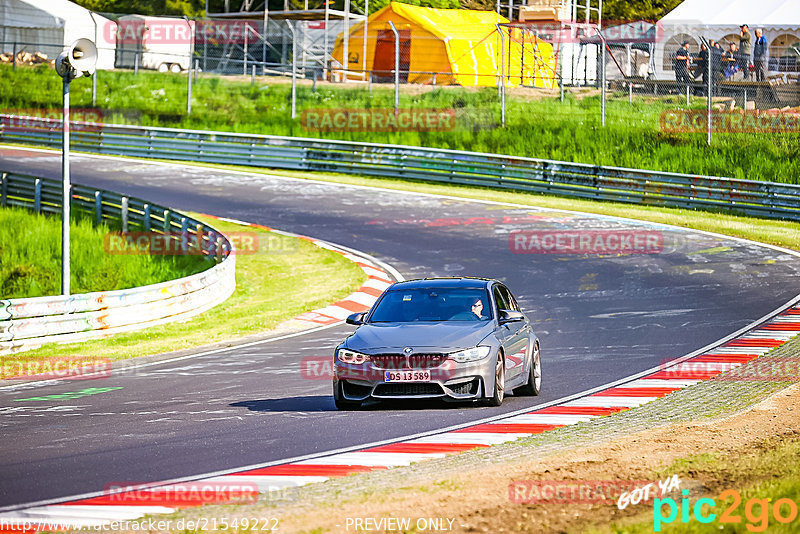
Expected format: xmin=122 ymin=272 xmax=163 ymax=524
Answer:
xmin=74 ymin=0 xmax=205 ymax=17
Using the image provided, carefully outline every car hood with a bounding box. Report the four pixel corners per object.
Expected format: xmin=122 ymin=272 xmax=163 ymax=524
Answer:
xmin=346 ymin=321 xmax=495 ymax=353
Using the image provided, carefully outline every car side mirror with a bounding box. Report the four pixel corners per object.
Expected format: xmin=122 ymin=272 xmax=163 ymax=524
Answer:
xmin=498 ymin=310 xmax=524 ymax=323
xmin=346 ymin=312 xmax=365 ymax=325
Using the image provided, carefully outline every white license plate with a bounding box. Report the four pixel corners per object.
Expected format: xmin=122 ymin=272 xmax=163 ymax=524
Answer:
xmin=384 ymin=370 xmax=432 ymax=382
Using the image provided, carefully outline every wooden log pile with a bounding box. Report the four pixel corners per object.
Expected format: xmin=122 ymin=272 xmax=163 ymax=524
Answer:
xmin=0 ymin=51 xmax=53 ymax=66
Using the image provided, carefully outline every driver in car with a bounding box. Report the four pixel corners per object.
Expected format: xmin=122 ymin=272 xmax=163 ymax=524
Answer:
xmin=471 ymin=298 xmax=487 ymax=320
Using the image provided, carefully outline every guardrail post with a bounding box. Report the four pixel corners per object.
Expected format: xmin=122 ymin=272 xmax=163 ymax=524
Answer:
xmin=1 ymin=173 xmax=8 ymax=207
xmin=196 ymin=223 xmax=204 ymax=254
xmin=143 ymin=203 xmax=151 ymax=231
xmin=94 ymin=191 xmax=102 ymax=226
xmin=121 ymin=196 xmax=129 ymax=232
xmin=215 ymin=236 xmax=224 ymax=263
xmin=34 ymin=179 xmax=41 ymax=213
xmin=181 ymin=217 xmax=189 ymax=253
xmin=163 ymin=209 xmax=171 ymax=235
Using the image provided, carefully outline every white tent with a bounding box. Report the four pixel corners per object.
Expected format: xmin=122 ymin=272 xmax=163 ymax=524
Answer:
xmin=654 ymin=0 xmax=800 ymax=78
xmin=0 ymin=0 xmax=116 ymax=70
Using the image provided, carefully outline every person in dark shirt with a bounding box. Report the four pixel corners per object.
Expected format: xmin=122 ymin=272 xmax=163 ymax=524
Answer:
xmin=739 ymin=24 xmax=752 ymax=80
xmin=694 ymin=42 xmax=709 ymax=95
xmin=753 ymin=29 xmax=768 ymax=81
xmin=674 ymin=41 xmax=692 ymax=93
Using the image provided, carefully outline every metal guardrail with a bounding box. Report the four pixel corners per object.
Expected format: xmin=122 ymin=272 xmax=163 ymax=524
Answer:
xmin=1 ymin=114 xmax=799 ymax=222
xmin=0 ymin=170 xmax=236 ymax=354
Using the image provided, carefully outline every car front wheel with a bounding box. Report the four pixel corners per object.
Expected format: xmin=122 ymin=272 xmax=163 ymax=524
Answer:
xmin=333 ymin=382 xmax=362 ymax=411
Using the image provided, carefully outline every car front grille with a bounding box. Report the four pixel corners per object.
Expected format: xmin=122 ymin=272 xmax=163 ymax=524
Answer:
xmin=370 ymin=353 xmax=447 ymax=370
xmin=373 ymin=383 xmax=444 ymax=397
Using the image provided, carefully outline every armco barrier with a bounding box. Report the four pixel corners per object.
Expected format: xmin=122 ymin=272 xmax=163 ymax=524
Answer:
xmin=1 ymin=114 xmax=799 ymax=221
xmin=0 ymin=171 xmax=236 ymax=354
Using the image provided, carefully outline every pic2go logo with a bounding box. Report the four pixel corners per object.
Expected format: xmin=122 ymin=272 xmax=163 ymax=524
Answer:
xmin=654 ymin=489 xmax=800 ymax=532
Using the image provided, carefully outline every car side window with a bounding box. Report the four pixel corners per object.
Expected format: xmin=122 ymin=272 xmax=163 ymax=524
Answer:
xmin=493 ymin=286 xmax=510 ymax=312
xmin=499 ymin=286 xmax=520 ymax=312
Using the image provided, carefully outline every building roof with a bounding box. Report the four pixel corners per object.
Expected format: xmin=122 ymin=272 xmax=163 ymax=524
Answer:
xmin=0 ymin=0 xmax=102 ymax=30
xmin=660 ymin=0 xmax=799 ymax=28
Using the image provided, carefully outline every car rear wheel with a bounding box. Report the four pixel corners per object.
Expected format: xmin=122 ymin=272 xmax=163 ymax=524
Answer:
xmin=169 ymin=63 xmax=182 ymax=73
xmin=484 ymin=353 xmax=505 ymax=406
xmin=157 ymin=63 xmax=169 ymax=73
xmin=514 ymin=340 xmax=541 ymax=396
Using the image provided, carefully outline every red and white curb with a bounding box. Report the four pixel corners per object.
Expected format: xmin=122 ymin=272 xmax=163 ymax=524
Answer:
xmin=201 ymin=215 xmax=395 ymax=326
xmin=2 ymin=302 xmax=799 ymax=530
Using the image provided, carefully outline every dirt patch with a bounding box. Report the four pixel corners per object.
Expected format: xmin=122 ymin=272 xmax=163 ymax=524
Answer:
xmin=272 ymin=383 xmax=800 ymax=533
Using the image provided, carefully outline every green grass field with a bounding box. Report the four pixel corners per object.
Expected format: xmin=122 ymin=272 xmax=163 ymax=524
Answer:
xmin=0 ymin=206 xmax=208 ymax=298
xmin=2 ymin=213 xmax=367 ymax=371
xmin=1 ymin=63 xmax=798 ymax=183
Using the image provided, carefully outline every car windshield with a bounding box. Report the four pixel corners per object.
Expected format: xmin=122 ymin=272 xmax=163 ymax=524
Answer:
xmin=369 ymin=288 xmax=492 ymax=323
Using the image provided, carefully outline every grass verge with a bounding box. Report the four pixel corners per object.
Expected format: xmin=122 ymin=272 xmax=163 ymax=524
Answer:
xmin=1 ymin=213 xmax=367 ymax=374
xmin=1 ymin=63 xmax=798 ymax=183
xmin=597 ymin=438 xmax=800 ymax=533
xmin=0 ymin=205 xmax=208 ymax=298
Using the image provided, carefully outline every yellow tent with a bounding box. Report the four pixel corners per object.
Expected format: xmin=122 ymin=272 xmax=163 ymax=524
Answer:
xmin=331 ymin=2 xmax=558 ymax=88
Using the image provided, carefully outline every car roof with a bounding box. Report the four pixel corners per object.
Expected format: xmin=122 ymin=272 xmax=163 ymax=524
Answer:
xmin=387 ymin=277 xmax=496 ymax=290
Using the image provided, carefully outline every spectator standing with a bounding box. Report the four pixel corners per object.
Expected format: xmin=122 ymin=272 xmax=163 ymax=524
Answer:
xmin=674 ymin=41 xmax=692 ymax=93
xmin=753 ymin=28 xmax=768 ymax=81
xmin=694 ymin=42 xmax=709 ymax=95
xmin=739 ymin=24 xmax=752 ymax=80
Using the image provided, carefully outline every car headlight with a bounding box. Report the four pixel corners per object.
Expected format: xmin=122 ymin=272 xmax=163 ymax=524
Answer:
xmin=448 ymin=346 xmax=492 ymax=363
xmin=337 ymin=349 xmax=370 ymax=364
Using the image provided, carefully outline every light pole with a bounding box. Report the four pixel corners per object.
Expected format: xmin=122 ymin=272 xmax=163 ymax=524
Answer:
xmin=55 ymin=39 xmax=97 ymax=296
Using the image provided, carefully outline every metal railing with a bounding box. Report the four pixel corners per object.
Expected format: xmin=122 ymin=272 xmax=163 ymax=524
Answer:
xmin=1 ymin=114 xmax=799 ymax=222
xmin=0 ymin=170 xmax=236 ymax=354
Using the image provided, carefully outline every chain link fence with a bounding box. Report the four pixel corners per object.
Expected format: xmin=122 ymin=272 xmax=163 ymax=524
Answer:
xmin=1 ymin=17 xmax=799 ymax=151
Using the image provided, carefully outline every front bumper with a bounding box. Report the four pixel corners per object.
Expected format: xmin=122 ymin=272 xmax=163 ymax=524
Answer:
xmin=333 ymin=356 xmax=494 ymax=402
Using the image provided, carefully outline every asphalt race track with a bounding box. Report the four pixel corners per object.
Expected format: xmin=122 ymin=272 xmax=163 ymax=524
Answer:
xmin=1 ymin=147 xmax=799 ymax=509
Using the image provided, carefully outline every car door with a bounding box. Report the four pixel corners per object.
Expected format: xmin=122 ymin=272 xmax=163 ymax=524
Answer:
xmin=493 ymin=284 xmax=529 ymax=383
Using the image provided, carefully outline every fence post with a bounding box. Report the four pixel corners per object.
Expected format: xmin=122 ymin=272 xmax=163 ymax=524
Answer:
xmin=701 ymin=36 xmax=713 ymax=146
xmin=92 ymin=71 xmax=97 ymax=107
xmin=252 ymin=64 xmax=256 ymax=86
xmin=285 ymin=21 xmax=297 ymax=119
xmin=0 ymin=173 xmax=6 ymax=207
xmin=12 ymin=42 xmax=16 ymax=71
xmin=163 ymin=209 xmax=171 ymax=235
xmin=121 ymin=196 xmax=129 ymax=232
xmin=244 ymin=24 xmax=249 ymax=76
xmin=388 ymin=21 xmax=400 ymax=114
xmin=34 ymin=179 xmax=41 ymax=213
xmin=559 ymin=43 xmax=565 ymax=103
xmin=134 ymin=50 xmax=139 ymax=75
xmin=95 ymin=191 xmax=102 ymax=225
xmin=600 ymin=33 xmax=607 ymax=127
xmin=187 ymin=60 xmax=193 ymax=115
xmin=497 ymin=24 xmax=506 ymax=127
